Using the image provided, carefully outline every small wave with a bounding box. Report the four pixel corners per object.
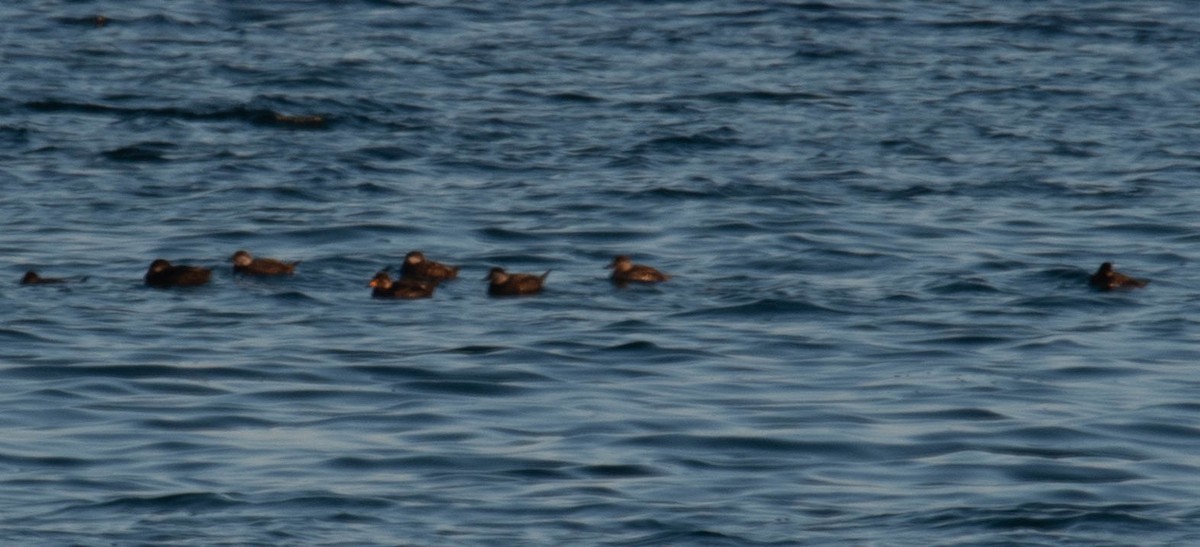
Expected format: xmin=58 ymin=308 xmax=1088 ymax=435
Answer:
xmin=686 ymin=90 xmax=830 ymax=104
xmin=0 ymin=452 xmax=92 ymax=469
xmin=603 ymin=319 xmax=656 ymax=331
xmin=0 ymin=327 xmax=55 ymax=344
xmin=791 ymin=44 xmax=859 ymax=60
xmin=0 ymin=125 xmax=31 ymax=146
xmin=925 ymin=277 xmax=1003 ymax=295
xmin=325 ymin=454 xmax=566 ymax=473
xmin=214 ymin=185 xmax=331 ymax=203
xmin=353 ymin=145 xmax=420 ymax=162
xmin=101 ymin=142 xmax=176 ymax=162
xmin=913 ymin=333 xmax=1017 ymax=346
xmin=1043 ymin=365 xmax=1143 ymax=379
xmin=53 ymin=15 xmax=114 ymax=28
xmin=501 ymin=467 xmax=574 ymax=480
xmin=401 ymin=380 xmax=527 ymax=397
xmin=474 ymin=226 xmax=544 ymax=242
xmin=273 ymin=494 xmax=394 ymax=511
xmin=891 ymin=408 xmax=1009 ymax=421
xmin=23 ymin=99 xmax=329 ymax=131
xmin=26 ymin=364 xmax=274 ymax=382
xmin=81 ymin=492 xmax=242 ymax=513
xmin=673 ymin=298 xmax=845 ymax=319
xmin=1096 ymin=222 xmax=1192 ymax=237
xmin=281 ymin=223 xmax=423 ymax=242
xmin=141 ymin=415 xmax=279 ymax=430
xmin=596 ymin=340 xmax=718 ymax=364
xmin=346 ymin=365 xmax=444 ymax=381
xmin=574 ymin=463 xmax=662 ymax=479
xmin=622 ymin=529 xmax=750 ymax=547
xmin=261 ymin=290 xmax=322 ymax=304
xmin=426 ymin=345 xmax=505 ymax=356
xmin=547 ymin=91 xmax=605 ymax=103
xmin=909 ymin=502 xmax=1171 ymax=534
xmin=1105 ymin=421 xmax=1200 ymax=441
xmin=607 ymin=340 xmax=662 ymax=352
xmin=1012 ymin=337 xmax=1090 ymax=352
xmin=621 ymin=433 xmax=874 ymax=459
xmin=1144 ymin=402 xmax=1200 ymax=414
xmin=627 ymin=126 xmax=746 ymax=155
xmin=1004 ymin=463 xmax=1143 ymax=484
xmin=620 ymin=185 xmax=715 ymax=200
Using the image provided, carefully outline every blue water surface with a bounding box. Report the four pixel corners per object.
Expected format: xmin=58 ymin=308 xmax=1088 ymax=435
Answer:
xmin=3 ymin=1 xmax=1200 ymax=545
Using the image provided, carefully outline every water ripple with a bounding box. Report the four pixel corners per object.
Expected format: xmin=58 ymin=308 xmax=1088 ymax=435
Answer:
xmin=4 ymin=0 xmax=1200 ymax=544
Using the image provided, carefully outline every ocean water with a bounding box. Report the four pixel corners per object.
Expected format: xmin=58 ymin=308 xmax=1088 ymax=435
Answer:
xmin=3 ymin=1 xmax=1200 ymax=544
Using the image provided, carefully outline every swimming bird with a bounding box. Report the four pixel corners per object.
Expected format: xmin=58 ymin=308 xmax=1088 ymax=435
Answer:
xmin=144 ymin=259 xmax=212 ymax=287
xmin=369 ymin=271 xmax=436 ymax=299
xmin=485 ymin=267 xmax=550 ymax=296
xmin=607 ymin=255 xmax=670 ymax=286
xmin=231 ymin=250 xmax=299 ymax=276
xmin=401 ymin=251 xmax=459 ymax=282
xmin=1089 ymin=262 xmax=1148 ymax=290
xmin=20 ymin=271 xmax=67 ymax=285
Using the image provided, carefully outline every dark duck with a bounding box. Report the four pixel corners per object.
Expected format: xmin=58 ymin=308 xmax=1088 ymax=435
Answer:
xmin=144 ymin=259 xmax=212 ymax=287
xmin=231 ymin=250 xmax=299 ymax=276
xmin=369 ymin=271 xmax=437 ymax=299
xmin=20 ymin=271 xmax=68 ymax=285
xmin=401 ymin=251 xmax=459 ymax=282
xmin=607 ymin=255 xmax=670 ymax=286
xmin=485 ymin=267 xmax=550 ymax=296
xmin=1089 ymin=262 xmax=1148 ymax=290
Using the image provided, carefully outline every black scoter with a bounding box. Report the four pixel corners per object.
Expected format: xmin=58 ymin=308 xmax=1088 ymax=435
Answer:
xmin=1089 ymin=262 xmax=1148 ymax=291
xmin=145 ymin=259 xmax=212 ymax=287
xmin=401 ymin=251 xmax=459 ymax=282
xmin=231 ymin=250 xmax=299 ymax=276
xmin=369 ymin=271 xmax=436 ymax=299
xmin=485 ymin=267 xmax=549 ymax=296
xmin=607 ymin=255 xmax=670 ymax=286
xmin=20 ymin=271 xmax=68 ymax=285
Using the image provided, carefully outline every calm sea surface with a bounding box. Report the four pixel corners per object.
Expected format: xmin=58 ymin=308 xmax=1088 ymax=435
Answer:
xmin=3 ymin=1 xmax=1200 ymax=545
